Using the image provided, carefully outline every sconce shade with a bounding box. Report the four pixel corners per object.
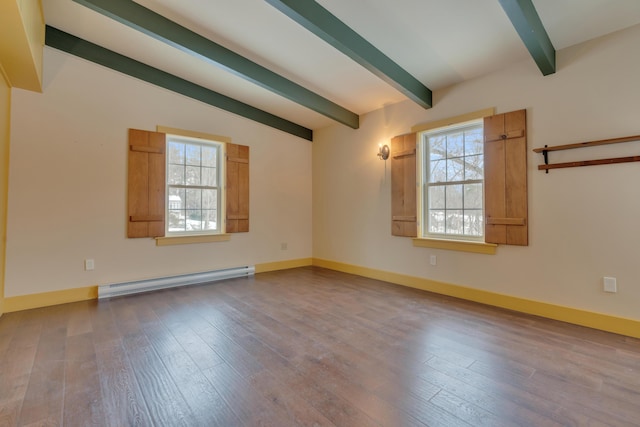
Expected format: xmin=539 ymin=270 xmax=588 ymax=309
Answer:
xmin=378 ymin=144 xmax=390 ymax=160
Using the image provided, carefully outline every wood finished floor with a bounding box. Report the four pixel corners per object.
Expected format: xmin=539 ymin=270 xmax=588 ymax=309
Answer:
xmin=0 ymin=266 xmax=639 ymax=426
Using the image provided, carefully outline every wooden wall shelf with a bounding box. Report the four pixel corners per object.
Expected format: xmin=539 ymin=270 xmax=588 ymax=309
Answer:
xmin=533 ymin=134 xmax=640 ymax=172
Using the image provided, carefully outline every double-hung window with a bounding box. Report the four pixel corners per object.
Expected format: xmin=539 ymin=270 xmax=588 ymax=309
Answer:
xmin=391 ymin=109 xmax=528 ymax=251
xmin=127 ymin=127 xmax=249 ymax=242
xmin=166 ymin=135 xmax=222 ymax=235
xmin=420 ymin=119 xmax=484 ymax=240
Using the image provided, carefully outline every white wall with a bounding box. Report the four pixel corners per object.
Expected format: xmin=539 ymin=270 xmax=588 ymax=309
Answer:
xmin=5 ymin=47 xmax=312 ymax=297
xmin=313 ymin=24 xmax=640 ymax=321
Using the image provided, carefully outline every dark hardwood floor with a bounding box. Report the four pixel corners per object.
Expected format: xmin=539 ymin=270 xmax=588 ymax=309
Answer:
xmin=0 ymin=266 xmax=639 ymax=426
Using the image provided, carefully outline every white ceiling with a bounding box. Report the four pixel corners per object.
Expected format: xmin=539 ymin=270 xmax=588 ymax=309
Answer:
xmin=43 ymin=0 xmax=640 ymax=132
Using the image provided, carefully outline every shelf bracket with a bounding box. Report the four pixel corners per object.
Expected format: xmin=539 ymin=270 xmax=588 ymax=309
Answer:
xmin=542 ymin=145 xmax=549 ymax=173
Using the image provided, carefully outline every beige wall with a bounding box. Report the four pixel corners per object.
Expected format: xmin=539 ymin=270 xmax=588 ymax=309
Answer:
xmin=0 ymin=67 xmax=10 ymax=314
xmin=5 ymin=47 xmax=312 ymax=297
xmin=313 ymin=24 xmax=640 ymax=321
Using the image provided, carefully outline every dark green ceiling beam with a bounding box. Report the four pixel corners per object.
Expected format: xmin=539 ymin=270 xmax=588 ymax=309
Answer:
xmin=72 ymin=0 xmax=359 ymax=129
xmin=498 ymin=0 xmax=556 ymax=75
xmin=265 ymin=0 xmax=432 ymax=109
xmin=45 ymin=26 xmax=313 ymax=141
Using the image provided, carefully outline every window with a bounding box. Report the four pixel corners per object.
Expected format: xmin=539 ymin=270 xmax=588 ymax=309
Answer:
xmin=166 ymin=135 xmax=222 ymax=235
xmin=127 ymin=128 xmax=250 ymax=241
xmin=420 ymin=120 xmax=484 ymax=240
xmin=390 ymin=109 xmax=528 ymax=250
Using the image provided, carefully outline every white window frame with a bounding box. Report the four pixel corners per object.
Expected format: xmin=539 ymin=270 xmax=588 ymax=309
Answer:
xmin=165 ymin=134 xmax=224 ymax=236
xmin=418 ymin=119 xmax=485 ymax=242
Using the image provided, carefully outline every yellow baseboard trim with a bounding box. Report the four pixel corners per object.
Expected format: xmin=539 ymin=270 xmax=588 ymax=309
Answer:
xmin=255 ymin=258 xmax=313 ymax=274
xmin=4 ymin=286 xmax=98 ymax=313
xmin=312 ymin=258 xmax=640 ymax=339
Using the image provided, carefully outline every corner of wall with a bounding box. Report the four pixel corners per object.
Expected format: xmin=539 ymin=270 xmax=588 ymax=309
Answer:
xmin=0 ymin=63 xmax=11 ymax=316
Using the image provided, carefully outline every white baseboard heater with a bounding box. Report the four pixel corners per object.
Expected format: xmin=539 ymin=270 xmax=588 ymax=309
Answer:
xmin=98 ymin=265 xmax=255 ymax=299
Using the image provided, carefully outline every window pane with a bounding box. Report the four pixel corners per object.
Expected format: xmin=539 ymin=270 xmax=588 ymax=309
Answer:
xmin=446 ymin=158 xmax=464 ymax=181
xmin=186 ymin=166 xmax=201 ymax=185
xmin=168 ymin=142 xmax=184 ymax=164
xmin=202 ymin=167 xmax=217 ymax=187
xmin=202 ymin=189 xmax=217 ymax=210
xmin=464 ymin=128 xmax=483 ymax=155
xmin=168 ymin=164 xmax=184 ymax=185
xmin=168 ymin=187 xmax=185 ymax=210
xmin=464 ymin=210 xmax=483 ymax=236
xmin=464 ymin=183 xmax=483 ymax=209
xmin=429 ymin=136 xmax=446 ymax=160
xmin=429 ymin=210 xmax=445 ymax=234
xmin=168 ymin=211 xmax=185 ymax=232
xmin=185 ymin=188 xmax=202 ymax=209
xmin=203 ymin=210 xmax=217 ymax=230
xmin=428 ymin=186 xmax=445 ymax=209
xmin=465 ymin=154 xmax=483 ymax=180
xmin=430 ymin=159 xmax=446 ymax=183
xmin=202 ymin=146 xmax=217 ymax=167
xmin=186 ymin=210 xmax=202 ymax=230
xmin=446 ymin=210 xmax=464 ymax=235
xmin=446 ymin=185 xmax=463 ymax=209
xmin=446 ymin=132 xmax=464 ymax=157
xmin=167 ymin=186 xmax=185 ymax=233
xmin=186 ymin=144 xmax=201 ymax=166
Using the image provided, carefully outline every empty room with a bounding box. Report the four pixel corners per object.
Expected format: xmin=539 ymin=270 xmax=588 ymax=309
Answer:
xmin=1 ymin=0 xmax=639 ymax=425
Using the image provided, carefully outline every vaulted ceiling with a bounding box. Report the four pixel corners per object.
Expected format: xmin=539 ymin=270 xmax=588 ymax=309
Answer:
xmin=43 ymin=0 xmax=640 ymax=139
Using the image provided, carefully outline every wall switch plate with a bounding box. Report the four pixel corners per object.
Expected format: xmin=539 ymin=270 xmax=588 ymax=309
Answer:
xmin=603 ymin=277 xmax=617 ymax=293
xmin=430 ymin=255 xmax=437 ymax=266
xmin=85 ymin=259 xmax=95 ymax=271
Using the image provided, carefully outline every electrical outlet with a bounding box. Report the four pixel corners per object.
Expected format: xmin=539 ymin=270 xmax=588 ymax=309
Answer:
xmin=281 ymin=243 xmax=288 ymax=250
xmin=430 ymin=255 xmax=437 ymax=266
xmin=85 ymin=259 xmax=95 ymax=271
xmin=603 ymin=277 xmax=617 ymax=293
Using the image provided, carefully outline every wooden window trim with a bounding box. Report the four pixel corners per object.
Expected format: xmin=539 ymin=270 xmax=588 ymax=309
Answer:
xmin=412 ymin=238 xmax=497 ymax=255
xmin=155 ymin=234 xmax=231 ymax=246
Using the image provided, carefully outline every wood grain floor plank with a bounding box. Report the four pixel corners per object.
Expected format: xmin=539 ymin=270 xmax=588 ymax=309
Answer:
xmin=160 ymin=351 xmax=242 ymax=427
xmin=121 ymin=332 xmax=198 ymax=427
xmin=94 ymin=339 xmax=152 ymax=427
xmin=203 ymin=362 xmax=292 ymax=427
xmin=295 ymin=354 xmax=435 ymax=427
xmin=17 ymin=308 xmax=68 ymax=426
xmin=248 ymin=369 xmax=338 ymax=427
xmin=62 ymin=333 xmax=105 ymax=426
xmin=425 ymin=355 xmax=598 ymax=426
xmin=195 ymin=325 xmax=265 ymax=379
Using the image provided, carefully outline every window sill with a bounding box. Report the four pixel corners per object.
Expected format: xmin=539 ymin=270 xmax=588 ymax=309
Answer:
xmin=155 ymin=234 xmax=231 ymax=246
xmin=412 ymin=238 xmax=497 ymax=255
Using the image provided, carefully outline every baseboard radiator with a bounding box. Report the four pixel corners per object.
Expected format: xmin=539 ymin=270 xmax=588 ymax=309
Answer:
xmin=98 ymin=265 xmax=255 ymax=299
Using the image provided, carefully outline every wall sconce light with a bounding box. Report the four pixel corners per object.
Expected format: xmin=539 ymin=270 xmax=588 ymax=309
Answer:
xmin=377 ymin=144 xmax=390 ymax=160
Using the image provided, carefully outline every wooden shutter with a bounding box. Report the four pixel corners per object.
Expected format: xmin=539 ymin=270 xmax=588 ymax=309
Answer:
xmin=484 ymin=109 xmax=528 ymax=245
xmin=128 ymin=129 xmax=166 ymax=238
xmin=226 ymin=143 xmax=249 ymax=233
xmin=391 ymin=133 xmax=417 ymax=237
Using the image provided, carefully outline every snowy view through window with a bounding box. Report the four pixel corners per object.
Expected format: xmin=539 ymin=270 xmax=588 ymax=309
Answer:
xmin=166 ymin=137 xmax=220 ymax=234
xmin=424 ymin=121 xmax=484 ymax=239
